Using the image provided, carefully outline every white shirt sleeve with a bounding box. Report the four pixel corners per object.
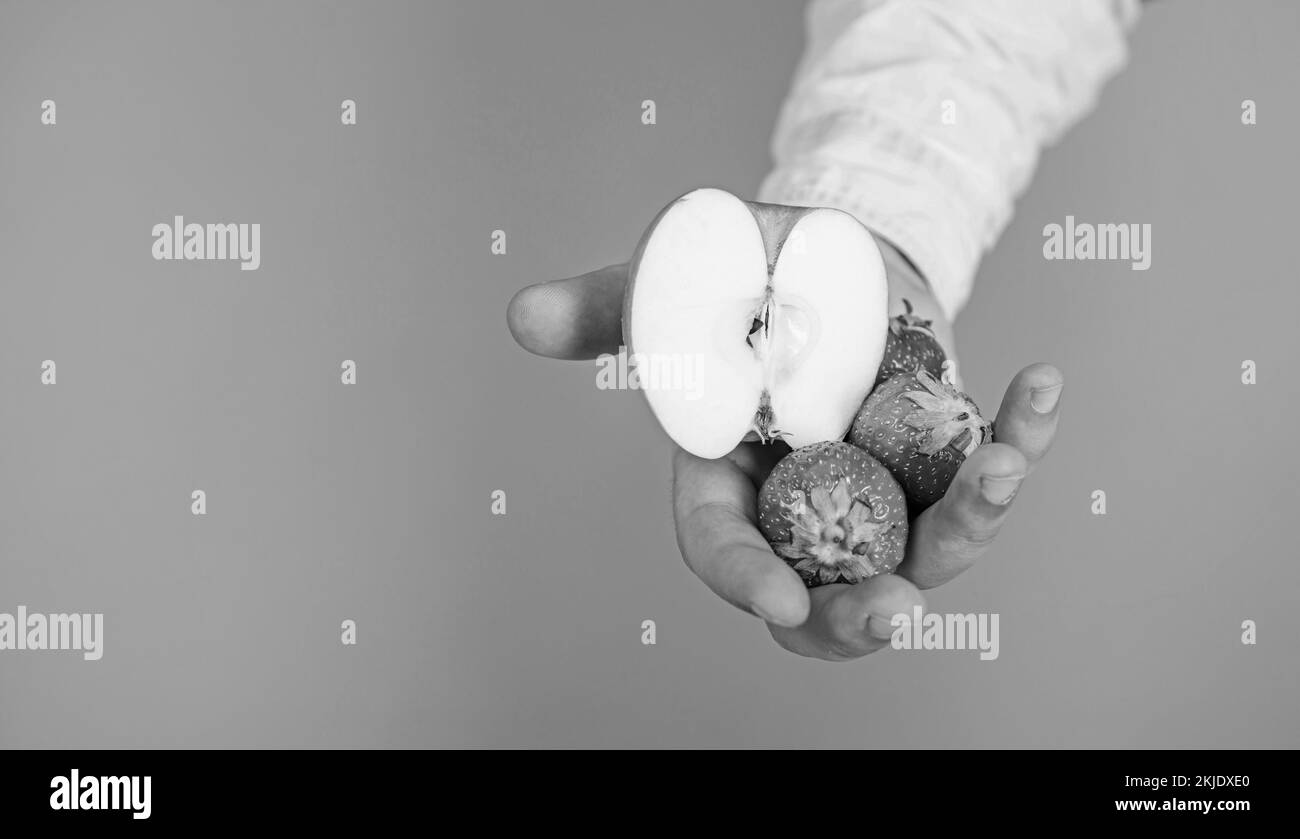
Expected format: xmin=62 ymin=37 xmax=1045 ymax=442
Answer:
xmin=758 ymin=0 xmax=1140 ymax=320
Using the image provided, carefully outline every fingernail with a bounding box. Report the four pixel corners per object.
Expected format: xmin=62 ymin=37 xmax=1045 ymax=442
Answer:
xmin=980 ymin=475 xmax=1024 ymax=505
xmin=866 ymin=614 xmax=897 ymax=641
xmin=1030 ymin=383 xmax=1063 ymax=414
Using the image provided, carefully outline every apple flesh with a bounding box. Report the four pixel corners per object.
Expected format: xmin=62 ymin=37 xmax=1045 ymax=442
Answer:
xmin=623 ymin=188 xmax=888 ymax=459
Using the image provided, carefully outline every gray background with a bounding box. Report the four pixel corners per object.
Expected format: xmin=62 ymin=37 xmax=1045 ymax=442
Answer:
xmin=1 ymin=0 xmax=1296 ymax=748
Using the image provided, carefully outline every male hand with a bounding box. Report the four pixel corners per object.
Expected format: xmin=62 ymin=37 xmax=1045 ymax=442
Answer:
xmin=507 ymin=240 xmax=1062 ymax=661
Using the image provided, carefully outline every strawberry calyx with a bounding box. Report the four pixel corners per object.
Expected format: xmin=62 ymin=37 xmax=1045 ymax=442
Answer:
xmin=889 ymin=298 xmax=935 ymax=338
xmin=901 ymin=369 xmax=992 ymax=458
xmin=773 ymin=479 xmax=897 ymax=584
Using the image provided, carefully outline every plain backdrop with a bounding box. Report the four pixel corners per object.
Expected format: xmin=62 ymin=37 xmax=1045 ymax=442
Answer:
xmin=1 ymin=0 xmax=1296 ymax=748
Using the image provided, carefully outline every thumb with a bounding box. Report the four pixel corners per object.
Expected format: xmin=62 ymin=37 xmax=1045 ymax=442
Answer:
xmin=507 ymin=263 xmax=628 ymax=360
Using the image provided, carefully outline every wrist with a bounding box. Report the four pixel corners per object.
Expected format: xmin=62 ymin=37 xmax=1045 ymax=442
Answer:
xmin=871 ymin=231 xmax=958 ymax=360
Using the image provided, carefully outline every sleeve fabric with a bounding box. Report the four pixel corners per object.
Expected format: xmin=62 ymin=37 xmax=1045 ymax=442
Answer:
xmin=757 ymin=0 xmax=1141 ymax=319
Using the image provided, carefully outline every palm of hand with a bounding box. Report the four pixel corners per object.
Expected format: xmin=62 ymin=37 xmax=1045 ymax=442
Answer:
xmin=508 ymin=250 xmax=1061 ymax=661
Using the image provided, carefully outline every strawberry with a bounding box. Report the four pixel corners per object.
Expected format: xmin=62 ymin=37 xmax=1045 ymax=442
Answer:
xmin=875 ymin=299 xmax=947 ymax=387
xmin=757 ymin=441 xmax=909 ymax=587
xmin=850 ymin=368 xmax=992 ymax=510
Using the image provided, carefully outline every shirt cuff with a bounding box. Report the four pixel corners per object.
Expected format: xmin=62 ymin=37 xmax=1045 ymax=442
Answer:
xmin=759 ymin=162 xmax=979 ymax=322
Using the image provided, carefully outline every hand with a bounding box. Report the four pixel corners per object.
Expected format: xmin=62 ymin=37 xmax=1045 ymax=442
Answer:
xmin=507 ymin=241 xmax=1062 ymax=661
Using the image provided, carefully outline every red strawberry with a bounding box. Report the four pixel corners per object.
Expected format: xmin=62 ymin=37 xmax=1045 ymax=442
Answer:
xmin=875 ymin=299 xmax=947 ymax=387
xmin=850 ymin=368 xmax=992 ymax=510
xmin=757 ymin=442 xmax=909 ymax=587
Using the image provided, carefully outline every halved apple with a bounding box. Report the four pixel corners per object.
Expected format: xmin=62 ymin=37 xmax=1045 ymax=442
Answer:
xmin=624 ymin=188 xmax=888 ymax=459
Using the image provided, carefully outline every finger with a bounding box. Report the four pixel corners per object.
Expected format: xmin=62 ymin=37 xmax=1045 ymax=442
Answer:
xmin=993 ymin=363 xmax=1063 ymax=473
xmin=897 ymin=442 xmax=1028 ymax=589
xmin=672 ymin=447 xmax=810 ymax=628
xmin=723 ymin=441 xmax=790 ymax=487
xmin=506 ymin=263 xmax=628 ymax=360
xmin=768 ymin=574 xmax=925 ymax=661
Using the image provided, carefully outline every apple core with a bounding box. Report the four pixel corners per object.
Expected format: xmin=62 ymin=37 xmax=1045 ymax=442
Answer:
xmin=625 ymin=188 xmax=889 ymax=459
